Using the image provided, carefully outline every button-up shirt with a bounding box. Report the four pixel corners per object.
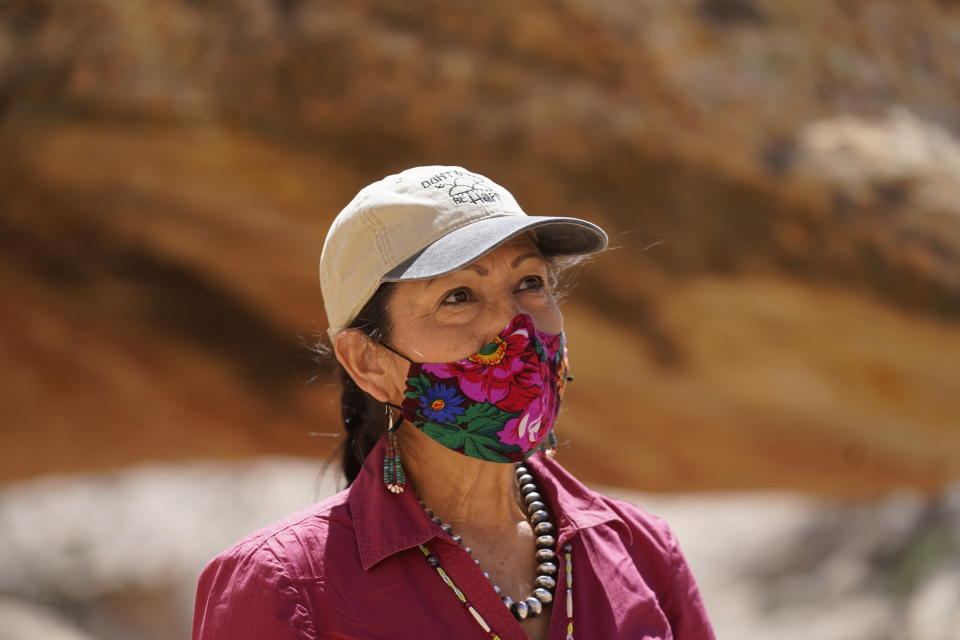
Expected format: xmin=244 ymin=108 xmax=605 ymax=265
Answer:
xmin=193 ymin=437 xmax=716 ymax=639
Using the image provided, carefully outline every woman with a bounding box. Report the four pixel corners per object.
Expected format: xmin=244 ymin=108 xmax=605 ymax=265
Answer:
xmin=193 ymin=165 xmax=716 ymax=640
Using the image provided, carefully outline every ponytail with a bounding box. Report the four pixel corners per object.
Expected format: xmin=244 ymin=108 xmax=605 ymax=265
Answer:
xmin=338 ymin=367 xmax=387 ymax=485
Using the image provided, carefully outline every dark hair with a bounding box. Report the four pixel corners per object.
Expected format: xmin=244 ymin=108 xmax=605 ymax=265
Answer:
xmin=310 ymin=244 xmax=594 ymax=486
xmin=337 ymin=281 xmax=397 ymax=485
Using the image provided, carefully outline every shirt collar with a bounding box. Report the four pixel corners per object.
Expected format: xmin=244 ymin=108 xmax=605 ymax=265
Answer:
xmin=524 ymin=449 xmax=634 ymax=546
xmin=348 ymin=436 xmax=631 ymax=571
xmin=348 ymin=436 xmax=439 ymax=571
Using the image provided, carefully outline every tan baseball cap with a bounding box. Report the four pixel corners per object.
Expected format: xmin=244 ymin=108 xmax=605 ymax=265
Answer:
xmin=319 ymin=165 xmax=608 ymax=341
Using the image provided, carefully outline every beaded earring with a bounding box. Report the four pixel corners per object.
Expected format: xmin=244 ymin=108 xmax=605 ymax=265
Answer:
xmin=383 ymin=404 xmax=406 ymax=494
xmin=539 ymin=428 xmax=559 ymax=458
xmin=538 ymin=371 xmax=573 ymax=458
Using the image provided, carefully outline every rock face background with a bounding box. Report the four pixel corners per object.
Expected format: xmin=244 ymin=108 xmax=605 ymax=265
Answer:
xmin=1 ymin=0 xmax=959 ymax=638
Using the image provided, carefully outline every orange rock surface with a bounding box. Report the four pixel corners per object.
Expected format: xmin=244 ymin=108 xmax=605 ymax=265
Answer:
xmin=1 ymin=0 xmax=958 ymax=496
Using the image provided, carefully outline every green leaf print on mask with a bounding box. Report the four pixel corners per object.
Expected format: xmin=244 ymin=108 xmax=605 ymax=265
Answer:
xmin=404 ymin=374 xmax=433 ymax=399
xmin=532 ymin=334 xmax=546 ymax=362
xmin=463 ymin=438 xmax=513 ymax=462
xmin=456 ymin=402 xmax=517 ymax=432
xmin=420 ymin=402 xmax=522 ymax=463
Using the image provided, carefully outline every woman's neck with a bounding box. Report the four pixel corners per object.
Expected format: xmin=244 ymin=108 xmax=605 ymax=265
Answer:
xmin=398 ymin=425 xmax=526 ymax=529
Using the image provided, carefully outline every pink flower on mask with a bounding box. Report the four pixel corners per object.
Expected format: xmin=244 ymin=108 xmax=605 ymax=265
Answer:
xmin=497 ymin=384 xmax=558 ymax=452
xmin=422 ymin=316 xmax=544 ymax=412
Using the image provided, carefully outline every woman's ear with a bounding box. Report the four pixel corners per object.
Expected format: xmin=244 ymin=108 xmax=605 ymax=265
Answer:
xmin=332 ymin=329 xmax=397 ymax=403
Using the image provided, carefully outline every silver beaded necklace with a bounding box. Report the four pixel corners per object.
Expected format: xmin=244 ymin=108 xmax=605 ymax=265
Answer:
xmin=420 ymin=462 xmax=560 ymax=622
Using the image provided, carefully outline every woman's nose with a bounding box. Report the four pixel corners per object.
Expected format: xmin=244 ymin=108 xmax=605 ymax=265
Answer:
xmin=484 ymin=293 xmax=528 ymax=335
xmin=491 ymin=298 xmax=525 ymax=331
xmin=482 ymin=294 xmax=558 ymax=341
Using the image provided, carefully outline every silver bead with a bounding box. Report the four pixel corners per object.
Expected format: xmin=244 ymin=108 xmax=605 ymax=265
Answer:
xmin=463 ymin=546 xmax=472 ymax=555
xmin=517 ymin=473 xmax=534 ymax=486
xmin=562 ymin=542 xmax=573 ymax=552
xmin=523 ymin=492 xmax=542 ymax=505
xmin=526 ymin=501 xmax=545 ymax=514
xmin=424 ymin=509 xmax=433 ymax=518
xmin=451 ymin=534 xmax=462 ymax=545
xmin=493 ymin=585 xmax=502 ymax=595
xmin=530 ymin=509 xmax=550 ymax=525
xmin=483 ymin=571 xmax=490 ymax=580
xmin=514 ymin=466 xmax=528 ymax=476
xmin=534 ymin=522 xmax=554 ymax=536
xmin=441 ymin=524 xmax=452 ymax=534
xmin=532 ymin=587 xmax=553 ymax=604
xmin=535 ymin=535 xmax=556 ymax=549
xmin=535 ymin=548 xmax=557 ymax=563
xmin=431 ymin=516 xmax=442 ymax=524
xmin=520 ymin=484 xmax=538 ymax=496
xmin=536 ymin=562 xmax=558 ymax=577
xmin=502 ymin=596 xmax=513 ymax=609
xmin=534 ymin=575 xmax=556 ymax=590
xmin=525 ymin=597 xmax=543 ymax=617
xmin=511 ymin=599 xmax=529 ymax=621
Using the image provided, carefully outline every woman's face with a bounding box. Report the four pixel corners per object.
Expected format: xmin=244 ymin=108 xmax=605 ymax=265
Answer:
xmin=380 ymin=233 xmax=561 ymax=397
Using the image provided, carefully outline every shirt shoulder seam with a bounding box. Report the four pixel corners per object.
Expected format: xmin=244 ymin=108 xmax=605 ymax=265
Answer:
xmin=225 ymin=494 xmax=349 ymax=561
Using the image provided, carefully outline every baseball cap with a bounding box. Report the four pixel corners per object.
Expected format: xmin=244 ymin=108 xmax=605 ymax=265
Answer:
xmin=319 ymin=165 xmax=608 ymax=341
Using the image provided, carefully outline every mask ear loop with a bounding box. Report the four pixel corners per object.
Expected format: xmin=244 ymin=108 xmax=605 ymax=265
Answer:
xmin=374 ymin=338 xmax=412 ymax=430
xmin=375 ymin=339 xmax=415 ymax=364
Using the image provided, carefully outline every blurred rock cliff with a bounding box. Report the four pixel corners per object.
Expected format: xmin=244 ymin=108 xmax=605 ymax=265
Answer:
xmin=1 ymin=0 xmax=959 ymax=496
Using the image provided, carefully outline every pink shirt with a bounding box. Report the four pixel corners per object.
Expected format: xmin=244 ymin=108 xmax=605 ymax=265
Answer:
xmin=193 ymin=437 xmax=716 ymax=639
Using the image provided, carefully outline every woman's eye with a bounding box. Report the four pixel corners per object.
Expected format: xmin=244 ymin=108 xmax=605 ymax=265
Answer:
xmin=441 ymin=288 xmax=473 ymax=306
xmin=441 ymin=277 xmax=544 ymax=306
xmin=517 ymin=275 xmax=545 ymax=291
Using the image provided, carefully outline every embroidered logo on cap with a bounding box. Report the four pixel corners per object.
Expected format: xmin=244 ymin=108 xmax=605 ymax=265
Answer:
xmin=420 ymin=170 xmax=503 ymax=206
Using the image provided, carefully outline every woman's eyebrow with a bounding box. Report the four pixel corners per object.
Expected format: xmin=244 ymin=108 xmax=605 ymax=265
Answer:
xmin=424 ymin=252 xmax=544 ymax=289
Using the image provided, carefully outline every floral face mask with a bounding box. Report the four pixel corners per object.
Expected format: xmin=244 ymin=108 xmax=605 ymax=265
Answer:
xmin=381 ymin=313 xmax=569 ymax=463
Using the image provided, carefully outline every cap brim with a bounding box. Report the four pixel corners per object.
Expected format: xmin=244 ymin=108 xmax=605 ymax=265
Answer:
xmin=382 ymin=216 xmax=608 ymax=281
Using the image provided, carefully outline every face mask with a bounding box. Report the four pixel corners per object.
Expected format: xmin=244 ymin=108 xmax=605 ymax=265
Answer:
xmin=381 ymin=313 xmax=569 ymax=463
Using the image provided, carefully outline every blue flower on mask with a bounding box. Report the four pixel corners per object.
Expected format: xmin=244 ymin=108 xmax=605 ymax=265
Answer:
xmin=420 ymin=383 xmax=466 ymax=424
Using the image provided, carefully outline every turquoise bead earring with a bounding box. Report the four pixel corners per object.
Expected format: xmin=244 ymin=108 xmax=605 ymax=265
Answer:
xmin=537 ymin=427 xmax=559 ymax=457
xmin=383 ymin=405 xmax=406 ymax=494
